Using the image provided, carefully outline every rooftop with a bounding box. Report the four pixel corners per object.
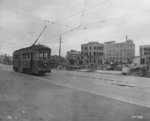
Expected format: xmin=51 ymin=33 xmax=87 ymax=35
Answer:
xmin=13 ymin=44 xmax=51 ymax=54
xmin=81 ymin=41 xmax=103 ymax=46
xmin=140 ymin=45 xmax=150 ymax=48
xmin=104 ymin=40 xmax=134 ymax=45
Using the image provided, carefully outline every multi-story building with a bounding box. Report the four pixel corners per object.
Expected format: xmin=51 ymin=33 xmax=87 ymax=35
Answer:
xmin=104 ymin=40 xmax=135 ymax=63
xmin=67 ymin=50 xmax=83 ymax=65
xmin=140 ymin=45 xmax=150 ymax=65
xmin=81 ymin=42 xmax=104 ymax=65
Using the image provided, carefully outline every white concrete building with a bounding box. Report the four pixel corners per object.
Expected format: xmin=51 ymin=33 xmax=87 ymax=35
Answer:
xmin=140 ymin=45 xmax=150 ymax=65
xmin=81 ymin=42 xmax=104 ymax=65
xmin=104 ymin=40 xmax=135 ymax=63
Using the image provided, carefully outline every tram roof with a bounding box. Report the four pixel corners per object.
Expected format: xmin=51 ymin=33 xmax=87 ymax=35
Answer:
xmin=13 ymin=44 xmax=51 ymax=54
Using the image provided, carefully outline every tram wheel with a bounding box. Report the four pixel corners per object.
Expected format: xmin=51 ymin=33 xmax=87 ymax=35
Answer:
xmin=23 ymin=68 xmax=31 ymax=74
xmin=39 ymin=72 xmax=46 ymax=76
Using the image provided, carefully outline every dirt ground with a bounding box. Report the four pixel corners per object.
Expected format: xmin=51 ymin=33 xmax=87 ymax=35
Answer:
xmin=0 ymin=67 xmax=150 ymax=121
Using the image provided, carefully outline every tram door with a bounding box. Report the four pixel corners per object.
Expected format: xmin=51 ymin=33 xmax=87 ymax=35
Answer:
xmin=18 ymin=54 xmax=21 ymax=72
xmin=30 ymin=52 xmax=34 ymax=71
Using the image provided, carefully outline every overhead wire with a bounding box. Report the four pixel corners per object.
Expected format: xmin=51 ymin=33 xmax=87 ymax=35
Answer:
xmin=81 ymin=11 xmax=146 ymax=29
xmin=3 ymin=0 xmax=146 ymax=53
xmin=80 ymin=0 xmax=88 ymax=26
xmin=12 ymin=10 xmax=148 ymax=45
xmin=3 ymin=26 xmax=48 ymax=47
xmin=55 ymin=0 xmax=110 ymax=22
xmin=43 ymin=26 xmax=80 ymax=42
xmin=3 ymin=0 xmax=142 ymax=45
xmin=16 ymin=11 xmax=75 ymax=29
xmin=40 ymin=0 xmax=110 ymax=42
xmin=15 ymin=0 xmax=110 ymax=30
xmin=1 ymin=0 xmax=110 ymax=41
xmin=3 ymin=11 xmax=80 ymax=45
xmin=31 ymin=0 xmax=121 ymax=43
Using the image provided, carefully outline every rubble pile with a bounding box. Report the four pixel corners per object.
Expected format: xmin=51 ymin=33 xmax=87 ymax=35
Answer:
xmin=122 ymin=65 xmax=150 ymax=77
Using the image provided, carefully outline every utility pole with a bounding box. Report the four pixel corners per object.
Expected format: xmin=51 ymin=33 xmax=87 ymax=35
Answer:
xmin=126 ymin=35 xmax=128 ymax=42
xmin=59 ymin=36 xmax=62 ymax=65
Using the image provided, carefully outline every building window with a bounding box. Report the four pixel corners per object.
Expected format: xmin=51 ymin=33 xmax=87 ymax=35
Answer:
xmin=141 ymin=58 xmax=145 ymax=64
xmin=90 ymin=52 xmax=91 ymax=56
xmin=90 ymin=46 xmax=92 ymax=50
xmin=94 ymin=59 xmax=96 ymax=63
xmin=94 ymin=46 xmax=96 ymax=49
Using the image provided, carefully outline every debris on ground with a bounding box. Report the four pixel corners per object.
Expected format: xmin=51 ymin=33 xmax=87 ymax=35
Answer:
xmin=122 ymin=64 xmax=150 ymax=77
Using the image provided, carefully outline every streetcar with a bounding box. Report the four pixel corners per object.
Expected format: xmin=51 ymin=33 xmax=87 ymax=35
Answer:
xmin=13 ymin=25 xmax=52 ymax=75
xmin=13 ymin=44 xmax=51 ymax=75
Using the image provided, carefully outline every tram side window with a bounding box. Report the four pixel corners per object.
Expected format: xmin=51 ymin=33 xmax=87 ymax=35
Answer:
xmin=39 ymin=52 xmax=49 ymax=59
xmin=13 ymin=54 xmax=19 ymax=59
xmin=22 ymin=53 xmax=30 ymax=59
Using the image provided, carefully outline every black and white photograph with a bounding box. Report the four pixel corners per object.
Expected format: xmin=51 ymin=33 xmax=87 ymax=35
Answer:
xmin=0 ymin=0 xmax=150 ymax=120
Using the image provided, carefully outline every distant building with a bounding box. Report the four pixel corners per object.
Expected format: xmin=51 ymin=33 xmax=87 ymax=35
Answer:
xmin=0 ymin=54 xmax=13 ymax=65
xmin=50 ymin=55 xmax=66 ymax=68
xmin=67 ymin=50 xmax=83 ymax=65
xmin=81 ymin=42 xmax=104 ymax=65
xmin=140 ymin=45 xmax=150 ymax=65
xmin=104 ymin=39 xmax=135 ymax=63
xmin=132 ymin=56 xmax=142 ymax=67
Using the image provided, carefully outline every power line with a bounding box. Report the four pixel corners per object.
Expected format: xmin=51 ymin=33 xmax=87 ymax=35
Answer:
xmin=43 ymin=26 xmax=80 ymax=42
xmin=80 ymin=0 xmax=88 ymax=26
xmin=1 ymin=0 xmax=110 ymax=32
xmin=16 ymin=11 xmax=75 ymax=29
xmin=59 ymin=36 xmax=62 ymax=60
xmin=3 ymin=26 xmax=47 ymax=47
xmin=55 ymin=0 xmax=110 ymax=22
xmin=81 ymin=12 xmax=145 ymax=29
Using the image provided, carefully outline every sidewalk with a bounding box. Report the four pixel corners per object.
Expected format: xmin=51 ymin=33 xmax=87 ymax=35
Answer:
xmin=95 ymin=70 xmax=121 ymax=75
xmin=79 ymin=69 xmax=121 ymax=75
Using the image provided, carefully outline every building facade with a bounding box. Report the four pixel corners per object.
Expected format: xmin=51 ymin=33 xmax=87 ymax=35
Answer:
xmin=104 ymin=40 xmax=135 ymax=63
xmin=140 ymin=45 xmax=150 ymax=65
xmin=67 ymin=50 xmax=83 ymax=65
xmin=81 ymin=42 xmax=104 ymax=65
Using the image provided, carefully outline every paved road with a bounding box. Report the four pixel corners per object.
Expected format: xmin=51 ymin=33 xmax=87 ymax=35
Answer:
xmin=0 ymin=64 xmax=150 ymax=121
xmin=42 ymin=69 xmax=150 ymax=108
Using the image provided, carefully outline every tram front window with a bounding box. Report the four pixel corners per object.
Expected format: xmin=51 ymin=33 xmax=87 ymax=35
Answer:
xmin=39 ymin=52 xmax=49 ymax=59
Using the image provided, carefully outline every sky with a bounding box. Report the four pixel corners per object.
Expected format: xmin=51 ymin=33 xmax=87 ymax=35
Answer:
xmin=0 ymin=0 xmax=150 ymax=56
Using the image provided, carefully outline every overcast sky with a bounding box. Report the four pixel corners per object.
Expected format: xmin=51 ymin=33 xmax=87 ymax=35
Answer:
xmin=0 ymin=0 xmax=150 ymax=56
